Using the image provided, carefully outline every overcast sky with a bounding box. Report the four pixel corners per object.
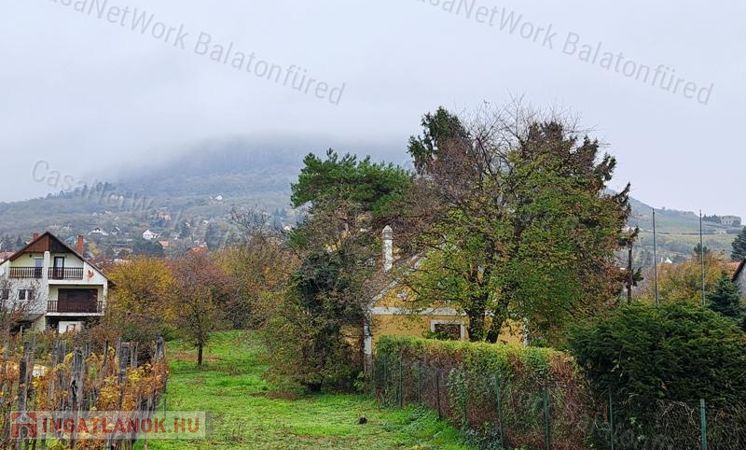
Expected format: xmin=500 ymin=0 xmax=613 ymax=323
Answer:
xmin=1 ymin=1 xmax=744 ymax=217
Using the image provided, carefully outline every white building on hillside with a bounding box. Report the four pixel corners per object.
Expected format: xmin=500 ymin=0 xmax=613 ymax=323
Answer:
xmin=720 ymin=216 xmax=742 ymax=227
xmin=142 ymin=230 xmax=158 ymax=241
xmin=0 ymin=233 xmax=110 ymax=333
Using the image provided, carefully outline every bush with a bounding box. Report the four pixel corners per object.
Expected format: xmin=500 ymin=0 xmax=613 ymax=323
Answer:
xmin=374 ymin=337 xmax=594 ymax=450
xmin=262 ymin=298 xmax=360 ymax=394
xmin=568 ymin=303 xmax=746 ymax=414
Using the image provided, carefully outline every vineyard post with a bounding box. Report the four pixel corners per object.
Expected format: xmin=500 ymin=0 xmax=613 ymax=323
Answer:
xmin=15 ymin=343 xmax=32 ymax=450
xmin=130 ymin=342 xmax=139 ymax=368
xmin=70 ymin=348 xmax=85 ymax=449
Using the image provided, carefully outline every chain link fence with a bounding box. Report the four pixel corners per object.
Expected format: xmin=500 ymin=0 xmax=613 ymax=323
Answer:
xmin=372 ymin=354 xmax=746 ymax=450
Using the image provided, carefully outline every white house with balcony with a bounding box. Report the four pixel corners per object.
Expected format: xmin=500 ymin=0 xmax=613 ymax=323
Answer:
xmin=0 ymin=232 xmax=110 ymax=333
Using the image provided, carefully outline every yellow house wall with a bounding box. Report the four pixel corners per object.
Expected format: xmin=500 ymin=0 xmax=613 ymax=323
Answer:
xmin=370 ymin=282 xmax=525 ymax=348
xmin=371 ymin=314 xmax=524 ymax=346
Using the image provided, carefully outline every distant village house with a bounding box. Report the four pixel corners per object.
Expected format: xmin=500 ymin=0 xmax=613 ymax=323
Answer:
xmin=720 ymin=215 xmax=742 ymax=227
xmin=142 ymin=229 xmax=158 ymax=241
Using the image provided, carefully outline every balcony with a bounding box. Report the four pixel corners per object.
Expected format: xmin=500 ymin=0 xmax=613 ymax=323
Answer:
xmin=7 ymin=267 xmax=84 ymax=280
xmin=48 ymin=267 xmax=84 ymax=281
xmin=47 ymin=300 xmax=103 ymax=314
xmin=9 ymin=267 xmax=43 ymax=279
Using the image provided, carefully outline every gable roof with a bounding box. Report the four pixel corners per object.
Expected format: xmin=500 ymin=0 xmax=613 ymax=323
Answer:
xmin=7 ymin=232 xmax=84 ymax=262
xmin=3 ymin=232 xmax=110 ymax=281
xmin=366 ymin=254 xmax=423 ymax=307
xmin=733 ymin=259 xmax=746 ymax=282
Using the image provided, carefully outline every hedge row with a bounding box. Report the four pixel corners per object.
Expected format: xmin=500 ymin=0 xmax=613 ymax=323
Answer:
xmin=373 ymin=336 xmax=595 ymax=450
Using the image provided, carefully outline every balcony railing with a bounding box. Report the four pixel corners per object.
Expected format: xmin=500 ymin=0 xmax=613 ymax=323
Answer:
xmin=48 ymin=267 xmax=84 ymax=280
xmin=7 ymin=267 xmax=84 ymax=280
xmin=47 ymin=300 xmax=103 ymax=314
xmin=9 ymin=267 xmax=43 ymax=279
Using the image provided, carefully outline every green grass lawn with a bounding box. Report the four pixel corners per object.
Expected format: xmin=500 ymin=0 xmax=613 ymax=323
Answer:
xmin=139 ymin=331 xmax=474 ymax=450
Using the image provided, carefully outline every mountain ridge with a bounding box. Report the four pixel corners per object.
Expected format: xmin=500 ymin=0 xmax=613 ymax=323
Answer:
xmin=0 ymin=139 xmax=740 ymax=262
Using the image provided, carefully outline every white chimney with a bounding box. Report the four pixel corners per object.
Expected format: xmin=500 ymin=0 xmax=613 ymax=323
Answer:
xmin=382 ymin=225 xmax=393 ymax=272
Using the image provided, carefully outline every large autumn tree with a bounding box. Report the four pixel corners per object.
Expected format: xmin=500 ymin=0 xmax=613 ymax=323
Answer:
xmin=216 ymin=208 xmax=299 ymax=329
xmin=105 ymin=257 xmax=175 ymax=350
xmin=403 ymin=106 xmax=632 ymax=344
xmin=639 ymin=251 xmax=733 ymax=304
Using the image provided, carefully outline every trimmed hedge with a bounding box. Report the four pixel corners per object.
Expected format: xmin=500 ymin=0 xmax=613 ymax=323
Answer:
xmin=374 ymin=337 xmax=594 ymax=450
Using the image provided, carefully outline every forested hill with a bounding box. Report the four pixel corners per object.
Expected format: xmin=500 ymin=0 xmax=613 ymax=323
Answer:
xmin=0 ymin=139 xmax=739 ymax=262
xmin=626 ymin=196 xmax=741 ymax=263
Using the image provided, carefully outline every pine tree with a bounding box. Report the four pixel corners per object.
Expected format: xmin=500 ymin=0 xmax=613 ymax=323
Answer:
xmin=732 ymin=227 xmax=746 ymax=261
xmin=694 ymin=243 xmax=711 ymax=258
xmin=707 ymin=273 xmax=743 ymax=320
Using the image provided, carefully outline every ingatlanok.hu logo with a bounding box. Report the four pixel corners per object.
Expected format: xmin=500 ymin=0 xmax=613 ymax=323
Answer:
xmin=10 ymin=411 xmax=206 ymax=441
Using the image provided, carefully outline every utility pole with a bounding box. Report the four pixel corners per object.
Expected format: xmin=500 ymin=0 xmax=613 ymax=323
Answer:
xmin=627 ymin=242 xmax=634 ymax=304
xmin=625 ymin=227 xmax=639 ymax=304
xmin=700 ymin=211 xmax=706 ymax=306
xmin=653 ymin=209 xmax=659 ymax=305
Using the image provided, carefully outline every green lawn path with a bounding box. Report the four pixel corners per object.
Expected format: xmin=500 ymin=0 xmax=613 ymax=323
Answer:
xmin=138 ymin=331 xmax=475 ymax=450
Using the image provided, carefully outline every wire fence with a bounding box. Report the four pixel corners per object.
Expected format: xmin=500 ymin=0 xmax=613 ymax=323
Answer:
xmin=372 ymin=354 xmax=746 ymax=450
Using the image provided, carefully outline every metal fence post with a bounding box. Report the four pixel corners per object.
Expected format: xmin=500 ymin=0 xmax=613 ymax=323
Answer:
xmin=609 ymin=391 xmax=615 ymax=450
xmin=398 ymin=353 xmax=404 ymax=408
xmin=700 ymin=398 xmax=708 ymax=450
xmin=435 ymin=369 xmax=442 ymax=418
xmin=543 ymin=387 xmax=553 ymax=450
xmin=495 ymin=374 xmax=505 ymax=450
xmin=417 ymin=362 xmax=423 ymax=404
xmin=382 ymin=357 xmax=388 ymax=406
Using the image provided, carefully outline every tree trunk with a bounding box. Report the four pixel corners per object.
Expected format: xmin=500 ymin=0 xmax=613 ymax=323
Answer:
xmin=465 ymin=296 xmax=488 ymax=341
xmin=197 ymin=344 xmax=203 ymax=367
xmin=487 ymin=297 xmax=511 ymax=343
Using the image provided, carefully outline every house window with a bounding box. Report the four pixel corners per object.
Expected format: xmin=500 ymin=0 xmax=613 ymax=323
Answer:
xmin=17 ymin=289 xmax=35 ymax=301
xmin=430 ymin=321 xmax=464 ymax=341
xmin=0 ymin=290 xmax=9 ymax=300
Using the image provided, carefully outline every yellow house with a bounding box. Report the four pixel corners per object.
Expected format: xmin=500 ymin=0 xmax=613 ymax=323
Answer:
xmin=363 ymin=226 xmax=524 ymax=362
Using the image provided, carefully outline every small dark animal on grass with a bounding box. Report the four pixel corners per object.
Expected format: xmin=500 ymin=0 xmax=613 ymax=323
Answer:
xmin=358 ymin=417 xmax=368 ymax=425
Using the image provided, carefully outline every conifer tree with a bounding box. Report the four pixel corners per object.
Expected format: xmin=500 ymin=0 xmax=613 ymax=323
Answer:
xmin=732 ymin=227 xmax=746 ymax=261
xmin=707 ymin=273 xmax=743 ymax=322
